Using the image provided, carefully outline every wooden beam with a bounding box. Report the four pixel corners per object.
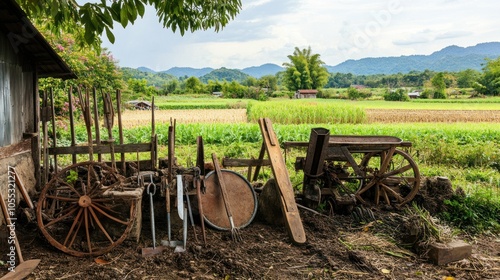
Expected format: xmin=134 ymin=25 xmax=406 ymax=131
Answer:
xmin=48 ymin=143 xmax=152 ymax=155
xmin=259 ymin=118 xmax=306 ymax=244
xmin=222 ymin=158 xmax=271 ymax=167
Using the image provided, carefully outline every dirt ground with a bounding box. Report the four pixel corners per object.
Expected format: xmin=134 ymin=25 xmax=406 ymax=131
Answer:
xmin=3 ymin=178 xmax=500 ymax=280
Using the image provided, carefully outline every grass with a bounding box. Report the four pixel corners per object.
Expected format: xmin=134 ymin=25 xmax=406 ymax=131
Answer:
xmin=154 ymin=95 xmax=249 ymax=109
xmin=247 ymin=100 xmax=366 ymax=124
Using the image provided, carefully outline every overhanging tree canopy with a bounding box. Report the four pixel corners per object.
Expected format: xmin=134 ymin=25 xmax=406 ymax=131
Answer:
xmin=17 ymin=0 xmax=242 ymax=47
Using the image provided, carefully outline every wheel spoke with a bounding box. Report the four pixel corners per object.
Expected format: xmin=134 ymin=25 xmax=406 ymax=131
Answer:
xmin=55 ymin=178 xmax=81 ymax=196
xmin=374 ymin=184 xmax=380 ymax=205
xmin=93 ymin=202 xmax=121 ymax=215
xmin=45 ymin=206 xmax=79 ymax=228
xmin=88 ymin=207 xmax=114 ymax=244
xmin=91 ymin=204 xmax=129 ymax=225
xmin=381 ymin=183 xmax=404 ymax=202
xmin=84 ymin=208 xmax=92 ymax=253
xmin=381 ymin=187 xmax=390 ymax=205
xmin=382 ymin=164 xmax=412 ymax=178
xmin=63 ymin=208 xmax=83 ymax=247
xmin=45 ymin=195 xmax=79 ymax=202
xmin=56 ymin=204 xmax=79 ymax=217
xmin=68 ymin=217 xmax=83 ymax=250
xmin=357 ymin=179 xmax=376 ymax=196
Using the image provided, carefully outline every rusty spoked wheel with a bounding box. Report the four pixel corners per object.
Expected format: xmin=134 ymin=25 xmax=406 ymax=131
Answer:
xmin=37 ymin=161 xmax=136 ymax=257
xmin=356 ymin=149 xmax=420 ymax=207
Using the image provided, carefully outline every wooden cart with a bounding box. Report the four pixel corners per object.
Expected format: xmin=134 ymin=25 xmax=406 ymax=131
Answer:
xmin=285 ymin=128 xmax=420 ymax=210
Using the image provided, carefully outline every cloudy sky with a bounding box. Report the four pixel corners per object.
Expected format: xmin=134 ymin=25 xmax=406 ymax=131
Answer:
xmin=101 ymin=0 xmax=499 ymax=71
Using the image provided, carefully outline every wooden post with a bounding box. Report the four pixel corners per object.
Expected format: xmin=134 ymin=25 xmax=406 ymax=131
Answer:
xmin=32 ymin=71 xmax=41 ymax=191
xmin=41 ymin=90 xmax=49 ymax=185
xmin=116 ymin=89 xmax=126 ymax=175
xmin=151 ymin=96 xmax=157 ymax=169
xmin=92 ymin=87 xmax=101 ymax=162
xmin=68 ymin=85 xmax=77 ymax=164
xmin=49 ymin=88 xmax=58 ymax=172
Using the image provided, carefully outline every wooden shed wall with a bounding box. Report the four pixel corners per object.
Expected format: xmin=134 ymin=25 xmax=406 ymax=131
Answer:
xmin=0 ymin=30 xmax=37 ymax=226
xmin=0 ymin=30 xmax=35 ymax=147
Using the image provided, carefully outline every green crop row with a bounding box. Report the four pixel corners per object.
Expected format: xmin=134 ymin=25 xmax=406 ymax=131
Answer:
xmin=157 ymin=103 xmax=230 ymax=110
xmin=247 ymin=100 xmax=367 ymax=124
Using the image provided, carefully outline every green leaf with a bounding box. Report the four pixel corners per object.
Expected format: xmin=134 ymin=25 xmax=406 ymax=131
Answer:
xmin=120 ymin=4 xmax=129 ymax=28
xmin=105 ymin=27 xmax=115 ymax=44
xmin=84 ymin=25 xmax=95 ymax=45
xmin=135 ymin=0 xmax=145 ymax=17
xmin=110 ymin=2 xmax=121 ymax=21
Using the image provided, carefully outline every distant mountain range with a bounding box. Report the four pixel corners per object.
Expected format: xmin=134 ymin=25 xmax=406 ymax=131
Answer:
xmin=327 ymin=42 xmax=500 ymax=75
xmin=131 ymin=42 xmax=500 ymax=79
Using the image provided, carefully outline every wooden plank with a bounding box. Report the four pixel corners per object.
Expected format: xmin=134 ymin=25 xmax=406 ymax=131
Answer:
xmin=116 ymin=90 xmax=126 ymax=175
xmin=48 ymin=143 xmax=152 ymax=155
xmin=222 ymin=158 xmax=271 ymax=167
xmin=41 ymin=90 xmax=49 ymax=185
xmin=68 ymin=86 xmax=77 ymax=164
xmin=92 ymin=87 xmax=102 ymax=162
xmin=50 ymin=88 xmax=58 ymax=171
xmin=0 ymin=259 xmax=40 ymax=280
xmin=258 ymin=118 xmax=306 ymax=244
xmin=31 ymin=71 xmax=41 ymax=191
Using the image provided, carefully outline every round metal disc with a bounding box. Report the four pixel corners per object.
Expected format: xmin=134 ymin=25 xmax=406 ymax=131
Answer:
xmin=201 ymin=169 xmax=257 ymax=230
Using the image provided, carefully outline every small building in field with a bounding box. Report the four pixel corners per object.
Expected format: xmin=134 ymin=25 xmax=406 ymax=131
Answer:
xmin=0 ymin=0 xmax=75 ymax=221
xmin=126 ymin=100 xmax=158 ymax=110
xmin=408 ymin=90 xmax=421 ymax=99
xmin=295 ymin=89 xmax=318 ymax=99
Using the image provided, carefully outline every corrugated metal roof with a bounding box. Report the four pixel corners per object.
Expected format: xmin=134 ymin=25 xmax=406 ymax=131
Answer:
xmin=0 ymin=0 xmax=76 ymax=79
xmin=297 ymin=89 xmax=318 ymax=94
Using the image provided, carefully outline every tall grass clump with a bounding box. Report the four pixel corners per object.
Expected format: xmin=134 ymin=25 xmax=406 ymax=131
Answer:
xmin=247 ymin=100 xmax=366 ymax=124
xmin=440 ymin=187 xmax=500 ymax=234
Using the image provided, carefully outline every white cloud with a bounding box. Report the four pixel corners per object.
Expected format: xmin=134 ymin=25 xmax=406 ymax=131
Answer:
xmin=101 ymin=0 xmax=500 ymax=70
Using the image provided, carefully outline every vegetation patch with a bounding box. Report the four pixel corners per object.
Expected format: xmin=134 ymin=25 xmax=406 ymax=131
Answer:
xmin=247 ymin=100 xmax=366 ymax=124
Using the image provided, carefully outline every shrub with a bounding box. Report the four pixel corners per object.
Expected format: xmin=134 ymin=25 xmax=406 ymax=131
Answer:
xmin=433 ymin=90 xmax=447 ymax=99
xmin=440 ymin=188 xmax=500 ymax=234
xmin=347 ymin=87 xmax=371 ymax=100
xmin=383 ymin=88 xmax=410 ymax=101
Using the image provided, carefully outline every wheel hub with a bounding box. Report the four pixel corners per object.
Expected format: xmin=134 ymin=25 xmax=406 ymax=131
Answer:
xmin=78 ymin=195 xmax=92 ymax=207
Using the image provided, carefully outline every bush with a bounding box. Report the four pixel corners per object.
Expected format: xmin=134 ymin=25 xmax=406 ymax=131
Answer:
xmin=440 ymin=188 xmax=500 ymax=234
xmin=347 ymin=87 xmax=372 ymax=100
xmin=420 ymin=89 xmax=432 ymax=99
xmin=383 ymin=88 xmax=410 ymax=101
xmin=433 ymin=90 xmax=447 ymax=99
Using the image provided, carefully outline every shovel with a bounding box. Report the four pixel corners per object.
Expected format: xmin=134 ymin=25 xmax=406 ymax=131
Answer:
xmin=141 ymin=174 xmax=166 ymax=257
xmin=161 ymin=174 xmax=187 ymax=252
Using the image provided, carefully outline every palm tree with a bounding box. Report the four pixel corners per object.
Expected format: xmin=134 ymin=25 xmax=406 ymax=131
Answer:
xmin=282 ymin=47 xmax=329 ymax=91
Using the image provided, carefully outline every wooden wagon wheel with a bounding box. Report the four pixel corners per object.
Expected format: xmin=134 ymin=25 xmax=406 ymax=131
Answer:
xmin=356 ymin=149 xmax=420 ymax=207
xmin=36 ymin=161 xmax=136 ymax=257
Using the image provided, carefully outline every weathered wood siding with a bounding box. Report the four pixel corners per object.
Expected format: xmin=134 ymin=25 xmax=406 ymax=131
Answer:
xmin=0 ymin=30 xmax=34 ymax=147
xmin=0 ymin=30 xmax=37 ymax=225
